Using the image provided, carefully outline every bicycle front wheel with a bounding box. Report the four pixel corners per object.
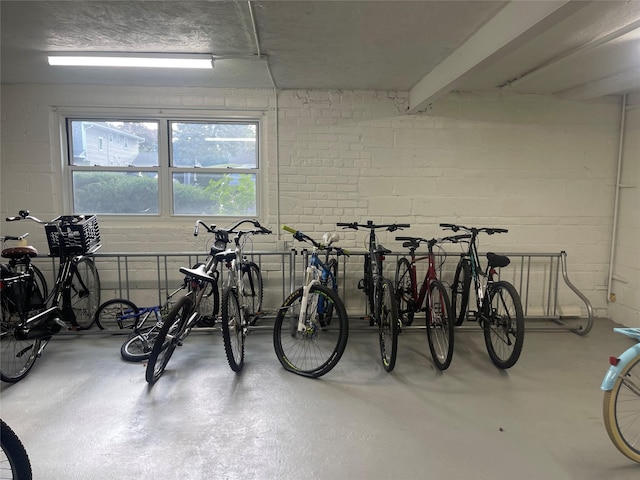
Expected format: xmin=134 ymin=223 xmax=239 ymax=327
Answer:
xmin=273 ymin=284 xmax=348 ymax=378
xmin=242 ymin=262 xmax=263 ymax=325
xmin=483 ymin=281 xmax=524 ymax=369
xmin=221 ymin=287 xmax=245 ymax=372
xmin=451 ymin=259 xmax=471 ymax=325
xmin=71 ymin=257 xmax=101 ymax=329
xmin=603 ymin=355 xmax=640 ymax=463
xmin=377 ymin=278 xmax=398 ymax=372
xmin=395 ymin=258 xmax=415 ymax=326
xmin=0 ymin=420 xmax=32 ymax=479
xmin=145 ymin=296 xmax=193 ymax=384
xmin=95 ymin=299 xmax=138 ymax=331
xmin=426 ymin=280 xmax=454 ymax=370
xmin=0 ymin=301 xmax=41 ymax=383
xmin=121 ymin=327 xmax=159 ymax=362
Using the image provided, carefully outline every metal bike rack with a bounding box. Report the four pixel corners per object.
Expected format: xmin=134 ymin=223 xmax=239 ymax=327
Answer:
xmin=35 ymin=249 xmax=593 ymax=335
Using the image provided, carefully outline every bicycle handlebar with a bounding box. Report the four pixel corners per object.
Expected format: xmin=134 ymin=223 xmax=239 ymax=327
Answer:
xmin=283 ymin=225 xmax=349 ymax=255
xmin=0 ymin=233 xmax=29 ymax=242
xmin=439 ymin=223 xmax=508 ymax=235
xmin=193 ymin=218 xmax=272 ymax=237
xmin=395 ymin=233 xmax=471 ymax=248
xmin=337 ymin=221 xmax=410 ymax=232
xmin=6 ymin=210 xmax=87 ymax=226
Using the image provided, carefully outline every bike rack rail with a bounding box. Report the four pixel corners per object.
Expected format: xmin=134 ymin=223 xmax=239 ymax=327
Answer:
xmin=35 ymin=249 xmax=593 ymax=335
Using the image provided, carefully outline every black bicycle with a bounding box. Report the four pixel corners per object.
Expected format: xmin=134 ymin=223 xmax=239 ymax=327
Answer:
xmin=440 ymin=223 xmax=524 ymax=369
xmin=0 ymin=211 xmax=101 ymax=382
xmin=337 ymin=220 xmax=409 ymax=372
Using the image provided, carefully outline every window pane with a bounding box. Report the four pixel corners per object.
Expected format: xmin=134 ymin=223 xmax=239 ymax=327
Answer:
xmin=69 ymin=120 xmax=159 ymax=167
xmin=173 ymin=173 xmax=256 ymax=216
xmin=171 ymin=122 xmax=257 ymax=168
xmin=73 ymin=171 xmax=158 ymax=214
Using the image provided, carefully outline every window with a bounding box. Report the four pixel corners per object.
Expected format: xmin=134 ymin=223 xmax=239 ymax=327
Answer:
xmin=66 ymin=117 xmax=260 ymax=216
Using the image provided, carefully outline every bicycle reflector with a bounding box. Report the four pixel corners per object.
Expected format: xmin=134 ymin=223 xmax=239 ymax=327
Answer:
xmin=609 ymin=356 xmax=620 ymax=366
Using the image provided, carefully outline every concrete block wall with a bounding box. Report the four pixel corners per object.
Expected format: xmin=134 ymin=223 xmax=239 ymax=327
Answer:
xmin=1 ymin=84 xmax=636 ymax=324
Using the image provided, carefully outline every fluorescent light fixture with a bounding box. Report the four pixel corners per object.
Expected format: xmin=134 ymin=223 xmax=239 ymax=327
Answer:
xmin=47 ymin=53 xmax=213 ymax=69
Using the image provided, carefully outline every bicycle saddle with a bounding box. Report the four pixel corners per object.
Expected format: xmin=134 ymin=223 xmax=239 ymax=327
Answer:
xmin=486 ymin=252 xmax=510 ymax=268
xmin=1 ymin=246 xmax=38 ymax=259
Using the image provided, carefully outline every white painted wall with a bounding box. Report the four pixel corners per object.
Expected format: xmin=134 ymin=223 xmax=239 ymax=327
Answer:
xmin=1 ymin=84 xmax=635 ymax=325
xmin=607 ymin=95 xmax=640 ymax=328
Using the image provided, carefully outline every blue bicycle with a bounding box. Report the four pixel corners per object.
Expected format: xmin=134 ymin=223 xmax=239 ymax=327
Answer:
xmin=273 ymin=226 xmax=349 ymax=378
xmin=602 ymin=327 xmax=640 ymax=463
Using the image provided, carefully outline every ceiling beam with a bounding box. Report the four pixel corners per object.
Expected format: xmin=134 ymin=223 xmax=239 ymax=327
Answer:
xmin=557 ymin=67 xmax=640 ymax=100
xmin=407 ymin=0 xmax=579 ymax=114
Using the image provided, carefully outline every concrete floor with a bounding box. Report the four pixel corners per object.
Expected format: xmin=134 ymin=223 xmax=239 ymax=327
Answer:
xmin=1 ymin=318 xmax=639 ymax=480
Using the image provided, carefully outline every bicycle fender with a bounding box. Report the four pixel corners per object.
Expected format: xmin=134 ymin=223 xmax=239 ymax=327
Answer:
xmin=601 ymin=343 xmax=640 ymax=391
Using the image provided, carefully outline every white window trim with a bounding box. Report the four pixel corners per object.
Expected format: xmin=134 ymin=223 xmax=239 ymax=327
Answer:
xmin=55 ymin=107 xmax=265 ymax=221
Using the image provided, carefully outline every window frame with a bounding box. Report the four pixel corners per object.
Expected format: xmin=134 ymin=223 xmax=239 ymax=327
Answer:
xmin=60 ymin=110 xmax=263 ymax=219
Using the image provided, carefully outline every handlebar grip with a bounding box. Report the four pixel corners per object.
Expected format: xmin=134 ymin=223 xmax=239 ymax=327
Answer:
xmin=5 ymin=216 xmax=21 ymax=222
xmin=395 ymin=236 xmax=414 ymax=241
xmin=282 ymin=225 xmax=296 ymax=234
xmin=194 ymin=224 xmax=199 ymax=236
xmin=396 ymin=224 xmax=411 ymax=228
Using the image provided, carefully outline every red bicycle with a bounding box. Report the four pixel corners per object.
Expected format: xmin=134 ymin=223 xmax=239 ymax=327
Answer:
xmin=394 ymin=234 xmax=468 ymax=370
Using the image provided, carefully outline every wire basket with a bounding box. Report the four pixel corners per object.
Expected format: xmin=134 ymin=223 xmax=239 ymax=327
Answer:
xmin=45 ymin=215 xmax=101 ymax=256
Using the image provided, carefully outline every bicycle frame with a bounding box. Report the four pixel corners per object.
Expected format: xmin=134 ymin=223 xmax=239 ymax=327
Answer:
xmin=404 ymin=246 xmax=438 ymax=312
xmin=601 ymin=328 xmax=640 ymax=391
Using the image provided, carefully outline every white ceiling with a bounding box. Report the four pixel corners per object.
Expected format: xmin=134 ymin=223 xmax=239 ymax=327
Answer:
xmin=2 ymin=1 xmax=640 ymax=112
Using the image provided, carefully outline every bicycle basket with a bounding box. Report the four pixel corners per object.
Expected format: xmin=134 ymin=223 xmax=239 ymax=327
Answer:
xmin=45 ymin=215 xmax=101 ymax=256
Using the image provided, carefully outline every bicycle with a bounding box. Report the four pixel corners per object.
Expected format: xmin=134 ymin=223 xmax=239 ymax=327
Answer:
xmin=274 ymin=225 xmax=349 ymax=378
xmin=0 ymin=419 xmax=32 ymax=480
xmin=337 ymin=220 xmax=409 ymax=372
xmin=440 ymin=223 xmax=524 ymax=369
xmin=145 ymin=219 xmax=270 ymax=383
xmin=93 ymin=274 xmax=217 ymax=362
xmin=601 ymin=327 xmax=640 ymax=463
xmin=395 ymin=234 xmax=469 ymax=370
xmin=0 ymin=211 xmax=101 ymax=383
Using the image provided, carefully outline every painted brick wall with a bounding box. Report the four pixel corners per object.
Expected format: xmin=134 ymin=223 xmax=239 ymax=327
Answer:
xmin=1 ymin=84 xmax=634 ymax=324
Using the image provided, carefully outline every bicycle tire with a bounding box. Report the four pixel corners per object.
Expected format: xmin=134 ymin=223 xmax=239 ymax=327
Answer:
xmin=320 ymin=258 xmax=338 ymax=326
xmin=273 ymin=283 xmax=349 ymax=378
xmin=483 ymin=281 xmax=524 ymax=369
xmin=426 ymin=279 xmax=455 ymax=370
xmin=145 ymin=296 xmax=193 ymax=384
xmin=70 ymin=257 xmax=101 ymax=329
xmin=221 ymin=287 xmax=245 ymax=372
xmin=377 ymin=278 xmax=398 ymax=372
xmin=603 ymin=355 xmax=640 ymax=463
xmin=120 ymin=328 xmax=159 ymax=362
xmin=0 ymin=419 xmax=32 ymax=480
xmin=0 ymin=300 xmax=41 ymax=383
xmin=451 ymin=258 xmax=471 ymax=325
xmin=242 ymin=262 xmax=263 ymax=325
xmin=95 ymin=299 xmax=138 ymax=331
xmin=395 ymin=258 xmax=415 ymax=326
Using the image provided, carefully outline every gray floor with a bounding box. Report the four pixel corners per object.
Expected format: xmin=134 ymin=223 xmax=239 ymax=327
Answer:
xmin=1 ymin=318 xmax=639 ymax=480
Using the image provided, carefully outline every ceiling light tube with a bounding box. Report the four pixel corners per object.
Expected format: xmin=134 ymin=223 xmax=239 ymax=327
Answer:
xmin=48 ymin=53 xmax=213 ymax=69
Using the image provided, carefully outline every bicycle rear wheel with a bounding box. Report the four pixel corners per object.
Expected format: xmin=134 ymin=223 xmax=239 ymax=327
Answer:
xmin=221 ymin=287 xmax=245 ymax=372
xmin=603 ymin=355 xmax=640 ymax=463
xmin=71 ymin=257 xmax=101 ymax=329
xmin=483 ymin=281 xmax=524 ymax=369
xmin=395 ymin=258 xmax=415 ymax=326
xmin=451 ymin=259 xmax=471 ymax=325
xmin=377 ymin=278 xmax=398 ymax=372
xmin=242 ymin=262 xmax=263 ymax=325
xmin=426 ymin=279 xmax=454 ymax=370
xmin=0 ymin=419 xmax=32 ymax=479
xmin=95 ymin=299 xmax=138 ymax=331
xmin=145 ymin=296 xmax=193 ymax=384
xmin=0 ymin=301 xmax=40 ymax=383
xmin=273 ymin=284 xmax=349 ymax=378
